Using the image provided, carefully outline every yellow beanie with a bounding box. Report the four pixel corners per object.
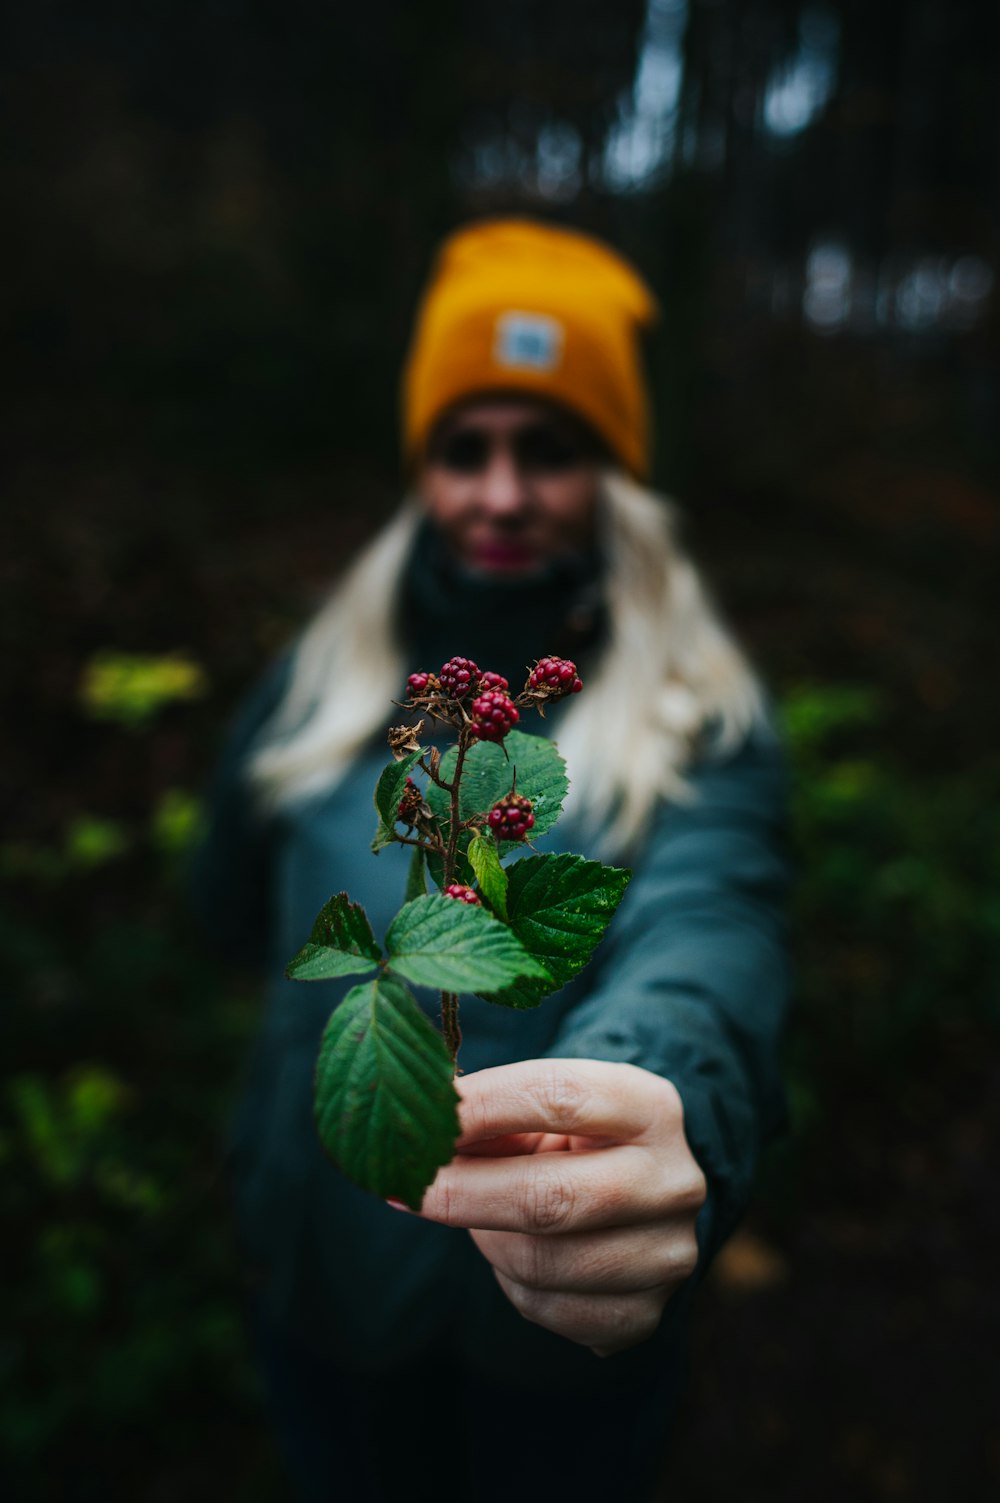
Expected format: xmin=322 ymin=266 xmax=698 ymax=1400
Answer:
xmin=402 ymin=218 xmax=659 ymax=480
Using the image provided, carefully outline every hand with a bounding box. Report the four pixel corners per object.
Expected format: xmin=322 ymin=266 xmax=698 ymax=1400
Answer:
xmin=410 ymin=1058 xmax=707 ymax=1357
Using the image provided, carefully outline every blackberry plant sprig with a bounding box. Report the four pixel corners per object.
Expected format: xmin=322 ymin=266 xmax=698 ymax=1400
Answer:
xmin=284 ymin=654 xmax=631 ymax=1210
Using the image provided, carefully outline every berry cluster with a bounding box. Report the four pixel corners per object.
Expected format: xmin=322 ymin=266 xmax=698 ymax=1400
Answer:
xmin=444 ymin=883 xmax=480 ymax=905
xmin=403 ymin=663 xmax=514 ymax=737
xmin=528 ymin=656 xmax=583 ymax=696
xmin=438 ymin=656 xmax=481 ymax=699
xmin=487 ymin=793 xmax=535 ymax=841
xmin=470 ymin=690 xmax=520 ymax=742
xmin=396 ymin=776 xmax=423 ymax=826
xmin=406 ymin=654 xmax=583 ymax=719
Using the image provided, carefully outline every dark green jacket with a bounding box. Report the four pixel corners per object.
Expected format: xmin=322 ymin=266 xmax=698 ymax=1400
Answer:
xmin=192 ymin=654 xmax=791 ymax=1390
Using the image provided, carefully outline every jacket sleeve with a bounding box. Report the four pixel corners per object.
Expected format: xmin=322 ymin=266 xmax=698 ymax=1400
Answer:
xmin=188 ymin=655 xmax=292 ymax=970
xmin=546 ymin=723 xmax=793 ymax=1268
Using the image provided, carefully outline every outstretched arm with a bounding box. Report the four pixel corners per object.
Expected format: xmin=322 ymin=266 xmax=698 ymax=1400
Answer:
xmin=396 ymin=726 xmax=792 ymax=1355
xmin=550 ymin=724 xmax=793 ymax=1267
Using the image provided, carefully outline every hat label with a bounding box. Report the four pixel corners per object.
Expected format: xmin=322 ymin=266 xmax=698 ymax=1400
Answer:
xmin=493 ymin=311 xmax=564 ymax=372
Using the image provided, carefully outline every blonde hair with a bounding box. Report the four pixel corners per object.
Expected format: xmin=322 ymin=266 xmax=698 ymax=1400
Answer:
xmin=248 ymin=471 xmax=762 ymax=855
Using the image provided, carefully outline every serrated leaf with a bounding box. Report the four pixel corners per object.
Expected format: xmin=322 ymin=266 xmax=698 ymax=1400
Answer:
xmin=313 ymin=974 xmax=460 ymax=1209
xmin=479 ymin=973 xmax=552 ymax=1010
xmin=372 ymin=750 xmax=423 ymax=852
xmin=404 ymin=844 xmax=427 ymax=903
xmin=480 ymin=854 xmax=632 ymax=1009
xmin=385 ymin=893 xmax=549 ymax=993
xmin=426 ymin=730 xmax=567 ymax=844
xmin=467 ymin=831 xmax=508 ymax=919
xmin=286 ymin=891 xmax=382 ymax=982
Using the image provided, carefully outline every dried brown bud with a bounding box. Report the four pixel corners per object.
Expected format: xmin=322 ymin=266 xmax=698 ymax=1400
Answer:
xmin=388 ymin=721 xmax=424 ymax=759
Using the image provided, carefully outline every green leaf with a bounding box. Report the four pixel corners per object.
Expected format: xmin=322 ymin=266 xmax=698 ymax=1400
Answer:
xmin=79 ymin=650 xmax=208 ymax=728
xmin=404 ymin=844 xmax=428 ymax=903
xmin=427 ymin=730 xmax=568 ymax=844
xmin=479 ymin=973 xmax=553 ymax=1011
xmin=286 ymin=892 xmax=382 ymax=982
xmin=385 ymin=893 xmax=549 ymax=993
xmin=480 ymin=854 xmax=632 ymax=1009
xmin=372 ymin=750 xmax=423 ymax=853
xmin=313 ymin=975 xmax=460 ymax=1209
xmin=467 ymin=831 xmax=508 ymax=919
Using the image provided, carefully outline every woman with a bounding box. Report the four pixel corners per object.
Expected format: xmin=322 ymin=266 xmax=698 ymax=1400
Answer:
xmin=193 ymin=219 xmax=791 ymax=1502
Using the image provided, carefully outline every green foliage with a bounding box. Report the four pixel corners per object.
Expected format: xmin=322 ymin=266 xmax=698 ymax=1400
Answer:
xmin=285 ymin=840 xmax=628 ymax=1197
xmin=79 ymin=651 xmax=208 ymax=728
xmin=1 ymin=798 xmax=202 ymax=888
xmin=1 ymin=816 xmax=131 ymax=884
xmin=149 ymin=789 xmax=203 ymax=856
xmin=8 ymin=1066 xmax=132 ymax=1189
xmin=384 ymin=892 xmax=549 ymax=992
xmin=404 ymin=844 xmax=428 ymax=902
xmin=288 ymin=694 xmax=627 ymax=1208
xmin=467 ymin=831 xmax=508 ymax=919
xmin=372 ymin=750 xmax=423 ymax=852
xmin=779 ymin=682 xmax=883 ymax=754
xmin=286 ymin=892 xmax=382 ymax=982
xmin=481 ymin=854 xmax=632 ymax=1009
xmin=63 ymin=816 xmax=131 ymax=869
xmin=764 ymin=682 xmax=1000 ymax=1168
xmin=313 ymin=974 xmax=460 ymax=1209
xmin=38 ymin=1225 xmax=104 ymax=1318
xmin=1 ymin=905 xmax=267 ymax=1484
xmin=427 ymin=730 xmax=568 ymax=843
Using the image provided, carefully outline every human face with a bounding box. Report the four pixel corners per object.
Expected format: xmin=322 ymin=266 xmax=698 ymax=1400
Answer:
xmin=418 ymin=397 xmax=603 ymax=577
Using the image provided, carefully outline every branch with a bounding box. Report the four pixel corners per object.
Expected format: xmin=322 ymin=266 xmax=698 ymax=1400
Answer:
xmin=390 ymin=832 xmax=444 ymax=854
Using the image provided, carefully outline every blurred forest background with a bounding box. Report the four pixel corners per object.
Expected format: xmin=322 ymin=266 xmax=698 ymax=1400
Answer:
xmin=3 ymin=0 xmax=998 ymax=1498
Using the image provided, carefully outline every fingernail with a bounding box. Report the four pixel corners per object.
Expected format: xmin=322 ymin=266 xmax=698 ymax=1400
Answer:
xmin=385 ymin=1197 xmax=413 ymax=1213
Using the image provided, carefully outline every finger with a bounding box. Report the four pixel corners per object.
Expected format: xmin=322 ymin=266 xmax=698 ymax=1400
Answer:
xmin=419 ymin=1143 xmax=664 ymax=1234
xmin=453 ymin=1060 xmax=664 ymax=1148
xmin=456 ymin=1132 xmax=572 ymax=1159
xmin=493 ymin=1271 xmax=667 ymax=1354
xmin=470 ymin=1218 xmax=700 ymax=1296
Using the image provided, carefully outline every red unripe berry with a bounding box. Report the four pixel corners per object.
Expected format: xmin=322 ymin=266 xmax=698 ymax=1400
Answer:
xmin=469 ymin=690 xmax=519 ymax=742
xmin=528 ymin=656 xmax=583 ymax=695
xmin=487 ymin=794 xmax=535 ymax=841
xmin=444 ymin=883 xmax=480 ymax=905
xmin=406 ymin=672 xmax=431 ymax=697
xmin=479 ymin=670 xmax=509 ymax=692
xmin=438 ymin=656 xmax=481 ymax=699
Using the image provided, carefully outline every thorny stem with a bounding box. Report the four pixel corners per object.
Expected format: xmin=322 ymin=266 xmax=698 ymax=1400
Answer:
xmin=441 ymin=990 xmax=462 ymax=1068
xmin=420 ymin=754 xmax=451 ymax=791
xmin=392 ymin=832 xmax=445 ymax=854
xmin=440 ymin=725 xmax=474 ymax=1071
xmin=397 ymin=721 xmax=475 ymax=1072
xmin=443 ymin=728 xmax=471 ymax=888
